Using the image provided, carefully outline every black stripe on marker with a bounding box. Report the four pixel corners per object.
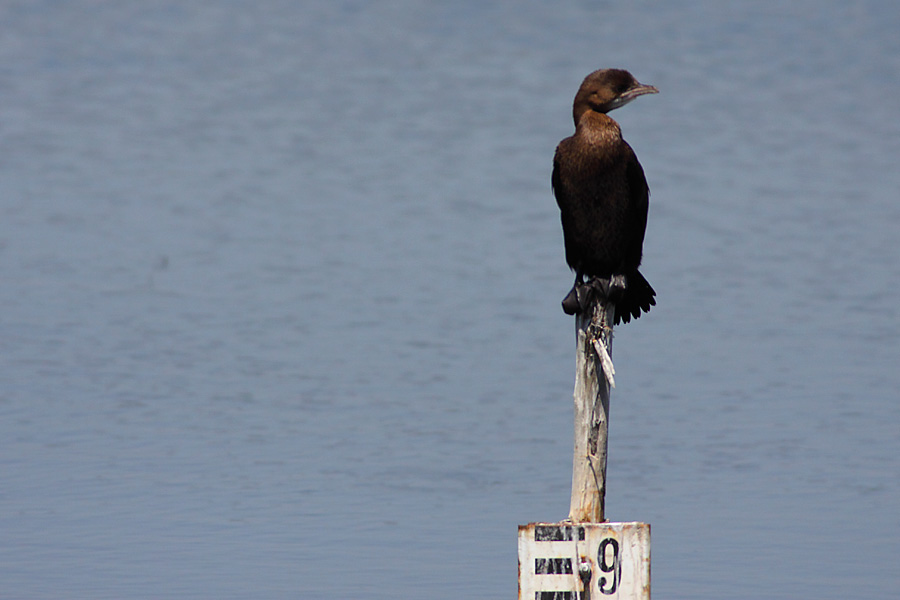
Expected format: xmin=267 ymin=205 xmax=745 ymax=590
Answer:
xmin=534 ymin=525 xmax=586 ymax=541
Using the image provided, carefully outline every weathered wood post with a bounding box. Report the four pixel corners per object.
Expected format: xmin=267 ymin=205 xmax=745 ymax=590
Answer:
xmin=519 ymin=277 xmax=650 ymax=599
xmin=568 ymin=277 xmax=619 ymax=523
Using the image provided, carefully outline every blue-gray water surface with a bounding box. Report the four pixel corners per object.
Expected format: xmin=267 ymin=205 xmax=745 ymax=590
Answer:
xmin=2 ymin=1 xmax=898 ymax=598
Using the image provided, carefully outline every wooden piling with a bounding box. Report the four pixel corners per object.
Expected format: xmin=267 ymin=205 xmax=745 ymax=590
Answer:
xmin=518 ymin=276 xmax=651 ymax=599
xmin=568 ymin=276 xmax=621 ymax=523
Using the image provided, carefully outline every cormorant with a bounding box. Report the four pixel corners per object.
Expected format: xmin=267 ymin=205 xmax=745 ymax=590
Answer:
xmin=552 ymin=68 xmax=658 ymax=324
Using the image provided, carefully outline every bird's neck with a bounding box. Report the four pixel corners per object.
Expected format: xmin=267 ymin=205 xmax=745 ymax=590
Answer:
xmin=575 ymin=111 xmax=622 ymax=145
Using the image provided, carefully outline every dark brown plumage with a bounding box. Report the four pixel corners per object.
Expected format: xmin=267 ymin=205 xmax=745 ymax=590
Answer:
xmin=552 ymin=69 xmax=658 ymax=324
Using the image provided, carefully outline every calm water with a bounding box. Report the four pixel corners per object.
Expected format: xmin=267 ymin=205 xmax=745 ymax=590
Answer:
xmin=2 ymin=1 xmax=898 ymax=598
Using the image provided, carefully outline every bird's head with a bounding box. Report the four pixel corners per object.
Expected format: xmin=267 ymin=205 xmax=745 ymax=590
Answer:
xmin=572 ymin=69 xmax=658 ymax=124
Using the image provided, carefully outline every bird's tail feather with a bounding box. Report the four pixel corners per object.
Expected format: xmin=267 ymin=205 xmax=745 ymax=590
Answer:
xmin=614 ymin=270 xmax=656 ymax=325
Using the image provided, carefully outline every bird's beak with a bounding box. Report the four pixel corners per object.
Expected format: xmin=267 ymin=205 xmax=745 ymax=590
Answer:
xmin=608 ymin=82 xmax=658 ymax=111
xmin=622 ymin=83 xmax=659 ymax=101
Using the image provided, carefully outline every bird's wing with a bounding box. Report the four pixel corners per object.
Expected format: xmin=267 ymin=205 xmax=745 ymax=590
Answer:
xmin=625 ymin=143 xmax=650 ymax=253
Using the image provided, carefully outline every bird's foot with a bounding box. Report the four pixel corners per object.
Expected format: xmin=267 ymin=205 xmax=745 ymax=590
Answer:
xmin=561 ymin=280 xmax=596 ymax=315
xmin=561 ymin=285 xmax=582 ymax=315
xmin=561 ymin=275 xmax=627 ymax=315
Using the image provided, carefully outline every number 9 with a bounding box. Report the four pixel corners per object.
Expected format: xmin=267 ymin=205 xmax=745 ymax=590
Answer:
xmin=598 ymin=537 xmax=620 ymax=595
